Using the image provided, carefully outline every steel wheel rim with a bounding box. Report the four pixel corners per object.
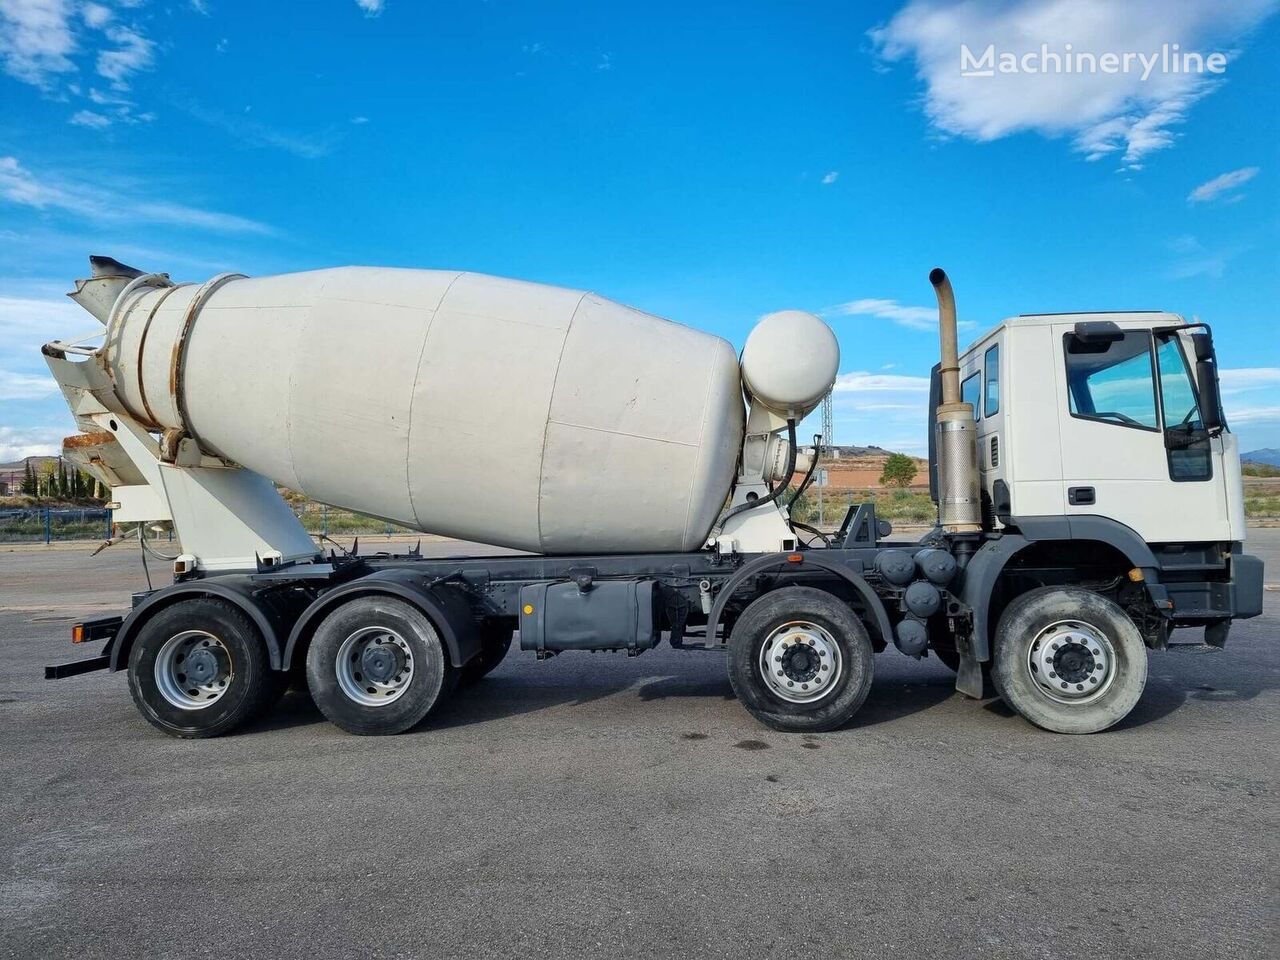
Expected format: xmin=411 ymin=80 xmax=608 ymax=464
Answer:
xmin=1026 ymin=619 xmax=1116 ymax=705
xmin=155 ymin=630 xmax=233 ymax=710
xmin=759 ymin=620 xmax=842 ymax=704
xmin=335 ymin=627 xmax=415 ymax=707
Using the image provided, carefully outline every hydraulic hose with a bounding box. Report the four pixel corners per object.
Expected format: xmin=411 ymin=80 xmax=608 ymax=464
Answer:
xmin=716 ymin=418 xmax=797 ymax=532
xmin=787 ymin=433 xmax=823 ymax=511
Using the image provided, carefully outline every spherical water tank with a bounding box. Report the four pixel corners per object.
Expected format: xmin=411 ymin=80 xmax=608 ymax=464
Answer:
xmin=740 ymin=310 xmax=839 ymax=417
xmin=99 ymin=268 xmax=745 ymax=553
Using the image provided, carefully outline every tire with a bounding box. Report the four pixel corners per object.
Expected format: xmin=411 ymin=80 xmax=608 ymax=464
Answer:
xmin=127 ymin=597 xmax=275 ymax=739
xmin=992 ymin=586 xmax=1147 ymax=734
xmin=459 ymin=622 xmax=513 ymax=686
xmin=305 ymin=597 xmax=451 ymax=735
xmin=727 ymin=586 xmax=875 ymax=733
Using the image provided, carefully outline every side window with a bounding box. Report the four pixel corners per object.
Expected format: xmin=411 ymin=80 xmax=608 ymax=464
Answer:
xmin=984 ymin=344 xmax=1000 ymax=417
xmin=961 ymin=371 xmax=980 ymax=421
xmin=1063 ymin=332 xmax=1158 ymax=430
xmin=1157 ymin=333 xmax=1212 ymax=482
xmin=1156 ymin=336 xmax=1200 ymax=428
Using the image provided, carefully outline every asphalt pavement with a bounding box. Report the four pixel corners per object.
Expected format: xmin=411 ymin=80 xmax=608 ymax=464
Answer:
xmin=1 ymin=532 xmax=1276 ymax=959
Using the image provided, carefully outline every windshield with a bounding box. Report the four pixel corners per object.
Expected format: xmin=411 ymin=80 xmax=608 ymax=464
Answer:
xmin=1064 ymin=331 xmax=1158 ymax=429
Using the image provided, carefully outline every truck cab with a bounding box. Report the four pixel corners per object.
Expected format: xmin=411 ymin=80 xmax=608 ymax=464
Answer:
xmin=932 ymin=311 xmax=1262 ymax=687
xmin=954 ymin=312 xmax=1244 ymax=546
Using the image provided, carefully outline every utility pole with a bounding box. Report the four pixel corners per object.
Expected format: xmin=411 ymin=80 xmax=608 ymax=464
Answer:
xmin=818 ymin=390 xmax=833 ymax=526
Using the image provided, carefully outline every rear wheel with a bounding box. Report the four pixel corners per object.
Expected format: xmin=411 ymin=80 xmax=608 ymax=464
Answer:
xmin=127 ymin=597 xmax=275 ymax=739
xmin=727 ymin=586 xmax=874 ymax=733
xmin=992 ymin=586 xmax=1147 ymax=734
xmin=306 ymin=597 xmax=451 ymax=735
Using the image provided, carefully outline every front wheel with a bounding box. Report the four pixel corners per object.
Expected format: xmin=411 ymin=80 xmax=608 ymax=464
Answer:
xmin=728 ymin=586 xmax=874 ymax=733
xmin=992 ymin=586 xmax=1147 ymax=734
xmin=306 ymin=597 xmax=451 ymax=735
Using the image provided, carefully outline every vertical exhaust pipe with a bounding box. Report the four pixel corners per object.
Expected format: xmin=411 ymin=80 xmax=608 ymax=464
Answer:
xmin=929 ymin=268 xmax=982 ymax=533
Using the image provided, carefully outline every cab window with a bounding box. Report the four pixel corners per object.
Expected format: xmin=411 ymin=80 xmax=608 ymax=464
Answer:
xmin=1063 ymin=332 xmax=1158 ymax=430
xmin=983 ymin=344 xmax=1000 ymax=417
xmin=1157 ymin=333 xmax=1212 ymax=482
xmin=961 ymin=371 xmax=980 ymax=421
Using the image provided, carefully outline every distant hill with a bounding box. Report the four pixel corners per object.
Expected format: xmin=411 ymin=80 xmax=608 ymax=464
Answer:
xmin=1242 ymin=448 xmax=1280 ymax=467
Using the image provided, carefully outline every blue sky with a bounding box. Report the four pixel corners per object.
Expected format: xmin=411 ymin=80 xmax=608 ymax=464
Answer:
xmin=1 ymin=0 xmax=1277 ymax=461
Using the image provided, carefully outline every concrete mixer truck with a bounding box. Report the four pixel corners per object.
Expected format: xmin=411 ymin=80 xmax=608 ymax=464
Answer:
xmin=41 ymin=257 xmax=1263 ymax=739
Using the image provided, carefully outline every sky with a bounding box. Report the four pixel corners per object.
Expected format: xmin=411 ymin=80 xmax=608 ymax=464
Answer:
xmin=0 ymin=0 xmax=1278 ymax=462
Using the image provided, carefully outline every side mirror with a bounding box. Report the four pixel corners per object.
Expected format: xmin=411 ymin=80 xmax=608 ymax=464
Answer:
xmin=1192 ymin=334 xmax=1225 ymax=431
xmin=1190 ymin=331 xmax=1214 ymax=362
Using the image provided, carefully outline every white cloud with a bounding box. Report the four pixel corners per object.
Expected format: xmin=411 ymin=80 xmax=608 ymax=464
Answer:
xmin=350 ymin=115 xmax=369 ymax=124
xmin=1167 ymin=234 xmax=1236 ymax=279
xmin=870 ymin=0 xmax=1279 ymax=169
xmin=96 ymin=24 xmax=153 ymax=89
xmin=0 ymin=425 xmax=66 ymax=462
xmin=1219 ymin=367 xmax=1280 ymax=393
xmin=355 ymin=0 xmax=384 ymax=16
xmin=0 ymin=368 xmax=59 ymax=401
xmin=828 ymin=298 xmax=938 ymax=331
xmin=833 ymin=371 xmax=931 ymax=393
xmin=0 ymin=155 xmax=275 ymax=235
xmin=190 ymin=0 xmax=211 ymax=16
xmin=826 ymin=297 xmax=975 ymax=332
xmin=179 ymin=99 xmax=339 ymax=158
xmin=0 ymin=289 xmax=83 ymax=353
xmin=1226 ymin=405 xmax=1280 ymax=424
xmin=1188 ymin=166 xmax=1260 ymax=203
xmin=68 ymin=108 xmax=109 ymax=128
xmin=821 ymin=171 xmax=839 ymax=185
xmin=0 ymin=0 xmax=77 ymax=87
xmin=81 ymin=3 xmax=111 ymax=29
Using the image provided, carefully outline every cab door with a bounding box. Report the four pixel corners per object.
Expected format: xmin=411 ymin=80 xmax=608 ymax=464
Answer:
xmin=1053 ymin=325 xmax=1227 ymax=543
xmin=960 ymin=340 xmax=1005 ymax=527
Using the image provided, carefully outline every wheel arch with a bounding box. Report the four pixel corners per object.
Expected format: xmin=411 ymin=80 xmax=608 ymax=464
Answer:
xmin=110 ymin=579 xmax=290 ymax=672
xmin=283 ymin=570 xmax=481 ymax=671
xmin=707 ymin=553 xmax=892 ymax=650
xmin=960 ymin=516 xmax=1163 ymax=663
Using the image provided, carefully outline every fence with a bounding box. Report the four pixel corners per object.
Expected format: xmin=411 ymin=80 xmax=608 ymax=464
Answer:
xmin=0 ymin=502 xmax=423 ymax=545
xmin=291 ymin=502 xmax=416 ymax=538
xmin=0 ymin=507 xmax=113 ymax=543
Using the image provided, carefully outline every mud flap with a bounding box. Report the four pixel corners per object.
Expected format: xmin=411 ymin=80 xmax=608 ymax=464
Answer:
xmin=956 ymin=654 xmax=994 ymax=699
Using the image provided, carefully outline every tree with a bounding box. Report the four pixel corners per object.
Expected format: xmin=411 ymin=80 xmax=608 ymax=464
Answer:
xmin=879 ymin=452 xmax=918 ymax=488
xmin=21 ymin=460 xmax=36 ymax=495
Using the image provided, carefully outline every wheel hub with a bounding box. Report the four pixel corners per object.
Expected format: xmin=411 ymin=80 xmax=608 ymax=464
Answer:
xmin=336 ymin=628 xmax=415 ymax=707
xmin=759 ymin=622 xmax=842 ymax=704
xmin=360 ymin=641 xmax=405 ymax=684
xmin=1027 ymin=620 xmax=1115 ymax=704
xmin=183 ymin=646 xmax=225 ymax=686
xmin=154 ymin=630 xmax=233 ymax=711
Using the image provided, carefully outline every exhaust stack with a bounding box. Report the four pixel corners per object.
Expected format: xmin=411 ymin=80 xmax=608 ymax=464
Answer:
xmin=929 ymin=268 xmax=982 ymax=533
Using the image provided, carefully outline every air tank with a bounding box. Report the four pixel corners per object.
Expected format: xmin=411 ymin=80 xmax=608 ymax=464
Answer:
xmin=87 ymin=267 xmax=745 ymax=554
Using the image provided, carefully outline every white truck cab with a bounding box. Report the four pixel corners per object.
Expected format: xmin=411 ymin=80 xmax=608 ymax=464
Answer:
xmin=952 ymin=312 xmax=1245 ymax=546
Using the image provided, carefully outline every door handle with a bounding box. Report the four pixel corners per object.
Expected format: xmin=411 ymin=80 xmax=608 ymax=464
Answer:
xmin=1068 ymin=486 xmax=1095 ymax=506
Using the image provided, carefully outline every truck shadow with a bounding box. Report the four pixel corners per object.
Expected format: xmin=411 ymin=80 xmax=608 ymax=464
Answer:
xmin=243 ymin=649 xmax=1270 ymax=736
xmin=980 ymin=649 xmax=1273 ymax=731
xmin=245 ymin=665 xmax=961 ymax=735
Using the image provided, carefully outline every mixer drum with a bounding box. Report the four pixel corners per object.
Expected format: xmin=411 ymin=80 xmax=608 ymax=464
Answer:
xmin=102 ymin=268 xmax=744 ymax=553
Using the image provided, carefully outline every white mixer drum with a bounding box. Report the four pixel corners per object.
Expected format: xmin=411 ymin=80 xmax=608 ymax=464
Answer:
xmin=103 ymin=268 xmax=745 ymax=553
